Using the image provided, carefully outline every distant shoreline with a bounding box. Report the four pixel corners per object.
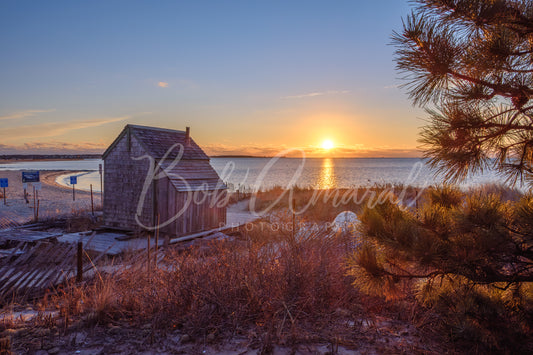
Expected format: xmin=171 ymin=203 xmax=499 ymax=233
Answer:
xmin=210 ymin=154 xmax=269 ymax=158
xmin=0 ymin=154 xmax=101 ymax=163
xmin=211 ymin=155 xmax=424 ymax=159
xmin=0 ymin=154 xmax=425 ymax=161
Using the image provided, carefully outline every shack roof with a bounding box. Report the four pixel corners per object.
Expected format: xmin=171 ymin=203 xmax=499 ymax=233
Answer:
xmin=102 ymin=124 xmax=209 ymax=161
xmin=159 ymin=160 xmax=226 ymax=191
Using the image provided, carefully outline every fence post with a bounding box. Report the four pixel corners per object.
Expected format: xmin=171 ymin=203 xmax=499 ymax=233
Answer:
xmin=77 ymin=241 xmax=83 ymax=282
xmin=90 ymin=184 xmax=94 ymax=216
xmin=33 ymin=185 xmax=36 ymax=220
xmin=292 ymin=198 xmax=296 ymax=240
xmin=147 ymin=233 xmax=151 ymax=278
xmin=154 ymin=214 xmax=159 ymax=270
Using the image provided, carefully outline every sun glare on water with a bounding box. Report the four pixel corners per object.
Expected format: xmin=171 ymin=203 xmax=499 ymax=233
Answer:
xmin=322 ymin=139 xmax=334 ymax=150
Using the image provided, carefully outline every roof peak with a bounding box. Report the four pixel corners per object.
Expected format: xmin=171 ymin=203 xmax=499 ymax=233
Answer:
xmin=103 ymin=124 xmax=208 ymax=160
xmin=126 ymin=124 xmax=186 ymax=134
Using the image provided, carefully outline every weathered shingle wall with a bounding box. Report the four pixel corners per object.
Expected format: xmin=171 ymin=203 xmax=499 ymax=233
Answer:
xmin=103 ymin=134 xmax=154 ymax=230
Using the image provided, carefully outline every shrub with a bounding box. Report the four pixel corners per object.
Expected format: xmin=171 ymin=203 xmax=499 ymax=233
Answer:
xmin=349 ymin=186 xmax=533 ymax=352
xmin=55 ymin=230 xmax=361 ymax=344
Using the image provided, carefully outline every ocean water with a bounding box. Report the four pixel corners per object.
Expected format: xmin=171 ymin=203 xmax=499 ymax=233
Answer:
xmin=210 ymin=157 xmax=509 ymax=191
xmin=0 ymin=157 xmax=513 ymax=192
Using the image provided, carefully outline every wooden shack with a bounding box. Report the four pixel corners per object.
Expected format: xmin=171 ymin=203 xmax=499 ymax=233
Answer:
xmin=102 ymin=124 xmax=227 ymax=236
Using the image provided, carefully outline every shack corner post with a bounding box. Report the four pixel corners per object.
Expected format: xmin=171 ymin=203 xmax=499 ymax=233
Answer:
xmin=99 ymin=163 xmax=103 ymax=205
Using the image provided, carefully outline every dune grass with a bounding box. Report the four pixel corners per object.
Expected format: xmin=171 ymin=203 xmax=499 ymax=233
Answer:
xmin=1 ymin=183 xmax=530 ymax=353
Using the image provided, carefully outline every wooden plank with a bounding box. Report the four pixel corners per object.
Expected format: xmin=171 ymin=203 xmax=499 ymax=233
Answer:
xmin=19 ymin=242 xmax=71 ymax=292
xmin=32 ymin=267 xmax=58 ymax=289
xmin=82 ymin=244 xmax=114 ymax=273
xmin=0 ymin=270 xmax=24 ymax=293
xmin=0 ymin=243 xmax=56 ymax=296
xmin=16 ymin=268 xmax=45 ymax=293
xmin=34 ymin=245 xmax=76 ymax=292
xmin=0 ymin=230 xmax=61 ymax=243
xmin=9 ymin=242 xmax=44 ymax=268
xmin=48 ymin=244 xmax=77 ymax=287
xmin=0 ymin=242 xmax=78 ymax=301
xmin=0 ymin=241 xmax=25 ymax=268
xmin=3 ymin=268 xmax=40 ymax=296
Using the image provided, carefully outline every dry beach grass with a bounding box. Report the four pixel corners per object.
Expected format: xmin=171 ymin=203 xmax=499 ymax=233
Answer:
xmin=2 ymin=224 xmax=448 ymax=354
xmin=0 ymin=183 xmax=531 ymax=354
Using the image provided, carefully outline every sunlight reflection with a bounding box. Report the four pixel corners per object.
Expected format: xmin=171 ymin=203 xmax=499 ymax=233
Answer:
xmin=318 ymin=158 xmax=337 ymax=189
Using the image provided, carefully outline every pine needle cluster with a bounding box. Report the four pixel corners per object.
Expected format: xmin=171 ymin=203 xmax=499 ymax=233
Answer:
xmin=348 ymin=186 xmax=533 ymax=351
xmin=393 ymin=0 xmax=533 ymax=185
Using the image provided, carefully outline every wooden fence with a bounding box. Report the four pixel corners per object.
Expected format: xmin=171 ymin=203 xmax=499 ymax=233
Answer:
xmin=0 ymin=238 xmax=98 ymax=305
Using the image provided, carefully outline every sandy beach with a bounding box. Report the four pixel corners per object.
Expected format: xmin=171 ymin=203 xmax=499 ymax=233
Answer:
xmin=0 ymin=170 xmax=100 ymax=228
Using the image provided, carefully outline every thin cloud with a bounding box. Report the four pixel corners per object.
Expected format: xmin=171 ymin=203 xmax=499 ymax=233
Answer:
xmin=1 ymin=116 xmax=129 ymax=142
xmin=203 ymin=143 xmax=422 ymax=158
xmin=282 ymin=90 xmax=350 ymax=99
xmin=0 ymin=141 xmax=107 ymax=154
xmin=328 ymin=146 xmax=422 ymax=158
xmin=0 ymin=109 xmax=55 ymax=121
xmin=157 ymin=82 xmax=169 ymax=88
xmin=203 ymin=144 xmax=284 ymax=157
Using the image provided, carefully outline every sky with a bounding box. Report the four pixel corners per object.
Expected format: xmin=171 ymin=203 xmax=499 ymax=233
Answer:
xmin=0 ymin=0 xmax=425 ymax=157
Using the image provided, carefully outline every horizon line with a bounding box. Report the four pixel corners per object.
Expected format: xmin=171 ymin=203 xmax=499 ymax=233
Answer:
xmin=0 ymin=153 xmax=425 ymax=160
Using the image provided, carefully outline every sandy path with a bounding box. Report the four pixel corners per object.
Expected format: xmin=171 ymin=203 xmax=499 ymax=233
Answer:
xmin=0 ymin=170 xmax=101 ymax=228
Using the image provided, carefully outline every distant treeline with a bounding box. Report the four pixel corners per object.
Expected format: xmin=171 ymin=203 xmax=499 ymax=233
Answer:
xmin=0 ymin=154 xmax=102 ymax=160
xmin=210 ymin=155 xmax=269 ymax=158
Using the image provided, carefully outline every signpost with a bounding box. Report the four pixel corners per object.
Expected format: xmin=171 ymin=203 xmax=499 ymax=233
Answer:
xmin=0 ymin=178 xmax=7 ymax=205
xmin=70 ymin=175 xmax=77 ymax=201
xmin=21 ymin=171 xmax=39 ymax=204
xmin=22 ymin=171 xmax=40 ymax=183
xmin=30 ymin=182 xmax=42 ymax=220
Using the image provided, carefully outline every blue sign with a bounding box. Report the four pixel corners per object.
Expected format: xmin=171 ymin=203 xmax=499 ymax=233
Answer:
xmin=0 ymin=178 xmax=8 ymax=188
xmin=22 ymin=171 xmax=40 ymax=183
xmin=70 ymin=176 xmax=78 ymax=185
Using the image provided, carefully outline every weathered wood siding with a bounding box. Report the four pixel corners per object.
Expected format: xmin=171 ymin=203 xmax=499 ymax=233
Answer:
xmin=156 ymin=176 xmax=226 ymax=236
xmin=103 ymin=134 xmax=154 ymax=231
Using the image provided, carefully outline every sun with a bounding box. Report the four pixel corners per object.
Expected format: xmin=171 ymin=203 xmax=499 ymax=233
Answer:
xmin=321 ymin=139 xmax=334 ymax=150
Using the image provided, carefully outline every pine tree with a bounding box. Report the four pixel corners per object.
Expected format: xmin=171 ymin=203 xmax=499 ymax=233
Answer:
xmin=349 ymin=1 xmax=533 ymax=349
xmin=393 ymin=0 xmax=533 ymax=185
xmin=349 ymin=188 xmax=533 ymax=349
